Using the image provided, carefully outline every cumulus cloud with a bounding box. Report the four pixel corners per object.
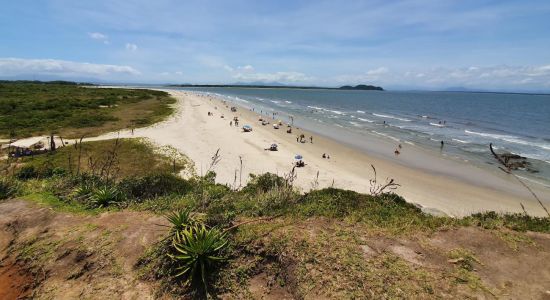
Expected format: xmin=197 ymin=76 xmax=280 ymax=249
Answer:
xmin=233 ymin=71 xmax=311 ymax=83
xmin=335 ymin=65 xmax=550 ymax=89
xmin=88 ymin=32 xmax=109 ymax=44
xmin=237 ymin=65 xmax=254 ymax=72
xmin=366 ymin=67 xmax=389 ymax=76
xmin=125 ymin=43 xmax=138 ymax=51
xmin=0 ymin=58 xmax=140 ymax=78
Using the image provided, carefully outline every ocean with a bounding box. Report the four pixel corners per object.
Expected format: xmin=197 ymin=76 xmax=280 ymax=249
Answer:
xmin=174 ymin=87 xmax=550 ymax=187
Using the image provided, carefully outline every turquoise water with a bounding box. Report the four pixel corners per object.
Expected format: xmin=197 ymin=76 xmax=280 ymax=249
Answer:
xmin=176 ymin=87 xmax=550 ymax=187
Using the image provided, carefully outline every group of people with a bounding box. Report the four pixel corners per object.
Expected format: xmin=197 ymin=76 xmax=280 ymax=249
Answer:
xmin=322 ymin=153 xmax=331 ymax=159
xmin=296 ymin=134 xmax=313 ymax=143
xmin=394 ymin=143 xmax=402 ymax=155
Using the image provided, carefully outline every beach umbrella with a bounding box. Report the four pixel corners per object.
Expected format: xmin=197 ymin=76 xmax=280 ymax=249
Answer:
xmin=294 ymin=154 xmax=303 ymax=160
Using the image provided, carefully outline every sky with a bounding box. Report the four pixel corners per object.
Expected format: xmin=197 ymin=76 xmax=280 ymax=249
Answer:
xmin=1 ymin=0 xmax=550 ymax=90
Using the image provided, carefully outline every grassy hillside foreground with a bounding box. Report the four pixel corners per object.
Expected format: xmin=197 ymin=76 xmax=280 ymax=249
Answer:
xmin=1 ymin=138 xmax=550 ymax=299
xmin=0 ymin=81 xmax=176 ymax=138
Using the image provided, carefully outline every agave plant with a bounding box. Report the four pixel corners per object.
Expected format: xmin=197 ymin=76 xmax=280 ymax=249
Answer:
xmin=166 ymin=208 xmax=197 ymax=233
xmin=73 ymin=182 xmax=96 ymax=200
xmin=89 ymin=185 xmax=124 ymax=208
xmin=170 ymin=225 xmax=228 ymax=292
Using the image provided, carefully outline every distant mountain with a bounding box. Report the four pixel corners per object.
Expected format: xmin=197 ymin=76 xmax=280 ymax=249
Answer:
xmin=339 ymin=84 xmax=384 ymax=91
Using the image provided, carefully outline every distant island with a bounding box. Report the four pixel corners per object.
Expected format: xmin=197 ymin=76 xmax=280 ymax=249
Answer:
xmin=168 ymin=83 xmax=384 ymax=91
xmin=338 ymin=84 xmax=384 ymax=91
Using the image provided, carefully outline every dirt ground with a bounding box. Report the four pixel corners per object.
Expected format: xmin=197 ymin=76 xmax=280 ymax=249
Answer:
xmin=0 ymin=199 xmax=169 ymax=299
xmin=1 ymin=199 xmax=550 ymax=299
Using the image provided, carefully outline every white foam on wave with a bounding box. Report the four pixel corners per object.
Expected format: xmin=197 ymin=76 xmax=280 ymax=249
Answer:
xmin=452 ymin=138 xmax=469 ymax=144
xmin=429 ymin=122 xmax=445 ymax=127
xmin=285 ymin=101 xmax=292 ymax=104
xmin=465 ymin=130 xmax=550 ymax=150
xmin=357 ymin=110 xmax=366 ymax=114
xmin=372 ymin=113 xmax=411 ymax=122
xmin=358 ymin=118 xmax=374 ymax=123
xmin=349 ymin=121 xmax=361 ymax=127
xmin=372 ymin=130 xmax=401 ymax=142
xmin=307 ymin=105 xmax=324 ymax=110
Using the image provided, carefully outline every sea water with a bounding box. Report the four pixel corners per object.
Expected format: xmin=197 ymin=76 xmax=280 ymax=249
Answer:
xmin=176 ymin=87 xmax=550 ymax=187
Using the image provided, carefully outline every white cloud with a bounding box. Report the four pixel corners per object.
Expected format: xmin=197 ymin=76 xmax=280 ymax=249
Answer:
xmin=125 ymin=43 xmax=138 ymax=51
xmin=175 ymin=71 xmax=183 ymax=75
xmin=334 ymin=64 xmax=550 ymax=89
xmin=88 ymin=32 xmax=109 ymax=44
xmin=0 ymin=58 xmax=140 ymax=78
xmin=233 ymin=71 xmax=311 ymax=83
xmin=366 ymin=67 xmax=388 ymax=76
xmin=237 ymin=65 xmax=254 ymax=72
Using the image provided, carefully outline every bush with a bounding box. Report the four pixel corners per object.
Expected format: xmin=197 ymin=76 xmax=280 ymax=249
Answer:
xmin=466 ymin=211 xmax=550 ymax=233
xmin=15 ymin=165 xmax=38 ymax=180
xmin=241 ymin=173 xmax=287 ymax=194
xmin=119 ymin=173 xmax=192 ymax=200
xmin=0 ymin=177 xmax=20 ymax=199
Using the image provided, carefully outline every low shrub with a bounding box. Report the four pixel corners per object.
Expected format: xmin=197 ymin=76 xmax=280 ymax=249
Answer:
xmin=466 ymin=211 xmax=550 ymax=233
xmin=0 ymin=177 xmax=20 ymax=199
xmin=15 ymin=165 xmax=39 ymax=180
xmin=119 ymin=173 xmax=192 ymax=200
xmin=241 ymin=173 xmax=287 ymax=194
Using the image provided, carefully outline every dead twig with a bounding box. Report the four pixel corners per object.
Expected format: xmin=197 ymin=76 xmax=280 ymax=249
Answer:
xmin=369 ymin=164 xmax=400 ymax=196
xmin=490 ymin=143 xmax=549 ymax=217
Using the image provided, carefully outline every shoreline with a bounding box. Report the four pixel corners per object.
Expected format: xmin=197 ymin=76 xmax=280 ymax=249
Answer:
xmin=89 ymin=89 xmax=550 ymax=217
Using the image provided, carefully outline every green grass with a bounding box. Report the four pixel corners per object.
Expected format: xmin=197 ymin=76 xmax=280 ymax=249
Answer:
xmin=0 ymin=81 xmax=176 ymax=138
xmin=18 ymin=138 xmax=188 ymax=179
xmin=23 ymin=192 xmax=103 ymax=215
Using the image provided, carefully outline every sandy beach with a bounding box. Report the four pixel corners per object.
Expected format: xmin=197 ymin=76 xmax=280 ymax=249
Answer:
xmin=89 ymin=90 xmax=550 ymax=217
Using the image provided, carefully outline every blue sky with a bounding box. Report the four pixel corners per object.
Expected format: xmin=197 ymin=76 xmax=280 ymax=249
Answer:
xmin=1 ymin=0 xmax=550 ymax=90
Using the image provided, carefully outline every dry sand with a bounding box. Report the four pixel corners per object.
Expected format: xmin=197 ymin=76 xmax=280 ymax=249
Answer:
xmin=90 ymin=90 xmax=550 ymax=217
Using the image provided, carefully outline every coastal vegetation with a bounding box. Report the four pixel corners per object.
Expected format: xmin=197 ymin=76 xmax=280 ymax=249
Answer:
xmin=0 ymin=81 xmax=176 ymax=138
xmin=169 ymin=83 xmax=384 ymax=91
xmin=339 ymin=84 xmax=384 ymax=91
xmin=1 ymin=138 xmax=549 ymax=298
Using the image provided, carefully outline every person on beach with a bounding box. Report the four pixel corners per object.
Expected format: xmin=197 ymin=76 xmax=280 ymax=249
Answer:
xmin=394 ymin=149 xmax=400 ymax=156
xmin=327 ymin=154 xmax=330 ymax=159
xmin=322 ymin=153 xmax=326 ymax=158
xmin=440 ymin=140 xmax=444 ymax=150
xmin=398 ymin=144 xmax=402 ymax=149
xmin=230 ymin=121 xmax=233 ymax=126
xmin=310 ymin=136 xmax=313 ymax=143
xmin=296 ymin=136 xmax=299 ymax=142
